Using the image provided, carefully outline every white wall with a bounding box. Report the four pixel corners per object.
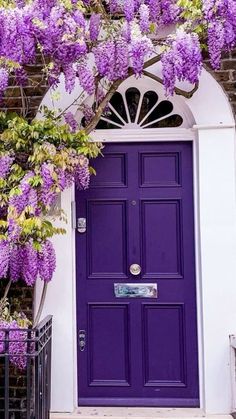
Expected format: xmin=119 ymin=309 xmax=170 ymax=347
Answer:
xmin=196 ymin=128 xmax=236 ymax=413
xmin=35 ymin=68 xmax=236 ymax=414
xmin=35 ymin=188 xmax=77 ymax=412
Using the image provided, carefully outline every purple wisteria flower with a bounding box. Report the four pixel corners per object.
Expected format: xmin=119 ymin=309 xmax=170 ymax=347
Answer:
xmin=64 ymin=111 xmax=78 ymax=133
xmin=81 ymin=104 xmax=95 ymax=124
xmin=161 ymin=29 xmax=202 ymax=95
xmin=8 ymin=218 xmax=21 ymax=241
xmin=9 ymin=171 xmax=35 ymax=215
xmin=22 ymin=242 xmax=38 ymax=286
xmin=130 ymin=36 xmax=152 ymax=75
xmin=0 ymin=240 xmax=10 ymax=279
xmin=0 ymin=320 xmax=31 ymax=370
xmin=40 ymin=163 xmax=57 ymax=206
xmin=89 ymin=13 xmax=101 ymax=42
xmin=94 ymin=41 xmax=115 ymax=78
xmin=0 ymin=155 xmax=14 ymax=179
xmin=207 ymin=21 xmax=224 ymax=69
xmin=124 ymin=0 xmax=135 ymax=22
xmin=15 ymin=67 xmax=28 ymax=86
xmin=77 ymin=63 xmax=95 ymax=95
xmin=9 ymin=244 xmax=23 ymax=282
xmin=75 ymin=155 xmax=90 ymax=190
xmin=115 ymin=40 xmax=129 ymax=79
xmin=161 ymin=0 xmax=179 ymax=24
xmin=38 ymin=239 xmax=56 ymax=282
xmin=139 ymin=4 xmax=150 ymax=33
xmin=0 ymin=68 xmax=9 ymax=94
xmin=148 ymin=0 xmax=161 ymax=21
xmin=63 ymin=64 xmax=76 ymax=94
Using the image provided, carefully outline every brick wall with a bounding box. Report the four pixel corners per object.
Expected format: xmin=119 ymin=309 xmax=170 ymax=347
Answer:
xmin=203 ymin=50 xmax=236 ymax=118
xmin=1 ymin=53 xmax=235 ymax=121
xmin=1 ymin=62 xmax=48 ymax=120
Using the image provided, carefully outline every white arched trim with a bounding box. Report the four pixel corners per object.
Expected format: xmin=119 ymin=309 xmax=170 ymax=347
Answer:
xmin=36 ymin=66 xmax=236 ymax=417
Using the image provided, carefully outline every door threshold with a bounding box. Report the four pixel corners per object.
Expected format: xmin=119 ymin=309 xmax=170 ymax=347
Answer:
xmin=50 ymin=407 xmax=231 ymax=419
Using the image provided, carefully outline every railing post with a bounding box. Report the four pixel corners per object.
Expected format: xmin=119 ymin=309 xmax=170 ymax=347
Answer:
xmin=26 ymin=329 xmax=32 ymax=419
xmin=4 ymin=329 xmax=9 ymax=419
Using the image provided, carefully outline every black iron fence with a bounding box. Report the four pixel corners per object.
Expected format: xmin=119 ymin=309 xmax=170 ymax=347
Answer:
xmin=0 ymin=315 xmax=52 ymax=419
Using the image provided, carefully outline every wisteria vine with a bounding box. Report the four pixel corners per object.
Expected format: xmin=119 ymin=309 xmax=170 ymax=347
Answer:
xmin=0 ymin=113 xmax=98 ymax=285
xmin=0 ymin=112 xmax=100 ymax=368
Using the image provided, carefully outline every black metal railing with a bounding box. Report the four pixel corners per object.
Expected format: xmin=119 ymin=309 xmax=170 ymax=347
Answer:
xmin=0 ymin=315 xmax=52 ymax=419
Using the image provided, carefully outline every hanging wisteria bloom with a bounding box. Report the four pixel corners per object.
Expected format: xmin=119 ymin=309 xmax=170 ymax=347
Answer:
xmin=124 ymin=0 xmax=135 ymax=22
xmin=75 ymin=155 xmax=90 ymax=190
xmin=0 ymin=240 xmax=10 ymax=279
xmin=89 ymin=13 xmax=101 ymax=42
xmin=64 ymin=111 xmax=78 ymax=133
xmin=77 ymin=63 xmax=95 ymax=95
xmin=9 ymin=171 xmax=35 ymax=215
xmin=0 ymin=319 xmax=31 ymax=369
xmin=0 ymin=155 xmax=14 ymax=179
xmin=139 ymin=4 xmax=150 ymax=33
xmin=161 ymin=29 xmax=202 ymax=95
xmin=130 ymin=23 xmax=152 ymax=75
xmin=22 ymin=241 xmax=38 ymax=286
xmin=38 ymin=240 xmax=56 ymax=282
xmin=9 ymin=245 xmax=23 ymax=282
xmin=0 ymin=68 xmax=9 ymax=96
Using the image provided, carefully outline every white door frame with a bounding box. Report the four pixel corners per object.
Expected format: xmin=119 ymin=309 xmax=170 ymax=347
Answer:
xmin=88 ymin=127 xmax=204 ymax=410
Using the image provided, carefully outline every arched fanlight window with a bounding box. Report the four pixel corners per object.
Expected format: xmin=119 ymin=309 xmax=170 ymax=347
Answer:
xmin=79 ymin=75 xmax=195 ymax=130
xmin=94 ymin=88 xmax=183 ymax=129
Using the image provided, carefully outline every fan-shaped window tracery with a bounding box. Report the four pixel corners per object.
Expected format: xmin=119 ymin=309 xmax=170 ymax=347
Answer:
xmin=93 ymin=87 xmax=183 ymax=129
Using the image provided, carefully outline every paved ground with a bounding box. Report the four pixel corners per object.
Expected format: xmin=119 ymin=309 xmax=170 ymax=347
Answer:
xmin=50 ymin=407 xmax=232 ymax=419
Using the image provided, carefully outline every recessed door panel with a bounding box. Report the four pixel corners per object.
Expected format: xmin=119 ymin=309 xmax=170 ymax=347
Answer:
xmin=140 ymin=152 xmax=181 ymax=187
xmin=141 ymin=200 xmax=183 ymax=278
xmin=87 ymin=200 xmax=128 ymax=278
xmin=88 ymin=304 xmax=130 ymax=386
xmin=90 ymin=153 xmax=127 ymax=188
xmin=142 ymin=304 xmax=186 ymax=386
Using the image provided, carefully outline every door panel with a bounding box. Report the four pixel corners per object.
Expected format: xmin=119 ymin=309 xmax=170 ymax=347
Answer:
xmin=76 ymin=142 xmax=199 ymax=407
xmin=87 ymin=200 xmax=128 ymax=278
xmin=140 ymin=152 xmax=181 ymax=187
xmin=141 ymin=200 xmax=183 ymax=278
xmin=88 ymin=304 xmax=130 ymax=386
xmin=142 ymin=304 xmax=186 ymax=387
xmin=90 ymin=153 xmax=127 ymax=188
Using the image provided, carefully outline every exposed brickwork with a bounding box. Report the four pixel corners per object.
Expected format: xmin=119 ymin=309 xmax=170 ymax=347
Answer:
xmin=0 ymin=51 xmax=235 ymax=121
xmin=0 ymin=280 xmax=34 ymax=321
xmin=1 ymin=61 xmax=49 ymax=120
xmin=203 ymin=49 xmax=236 ymax=118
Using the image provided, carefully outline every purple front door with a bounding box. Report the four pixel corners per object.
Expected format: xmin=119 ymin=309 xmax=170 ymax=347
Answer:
xmin=76 ymin=142 xmax=199 ymax=407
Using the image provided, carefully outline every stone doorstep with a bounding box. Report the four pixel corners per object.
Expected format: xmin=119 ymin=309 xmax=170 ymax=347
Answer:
xmin=50 ymin=407 xmax=232 ymax=419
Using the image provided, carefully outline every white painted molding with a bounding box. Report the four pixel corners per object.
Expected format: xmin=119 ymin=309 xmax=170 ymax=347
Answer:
xmin=193 ymin=124 xmax=235 ymax=130
xmin=89 ymin=128 xmax=195 ymax=142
